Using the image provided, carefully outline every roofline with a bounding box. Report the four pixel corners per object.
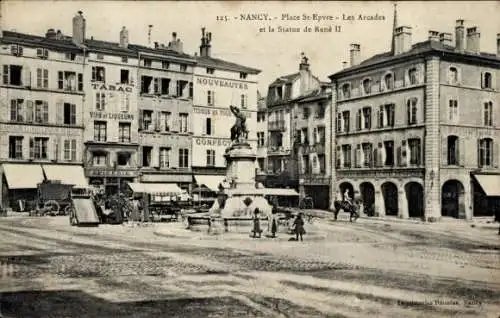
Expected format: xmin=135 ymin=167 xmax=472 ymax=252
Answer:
xmin=296 ymin=93 xmax=332 ymax=104
xmin=329 ymin=47 xmax=500 ymax=80
xmin=195 ymin=58 xmax=261 ymax=75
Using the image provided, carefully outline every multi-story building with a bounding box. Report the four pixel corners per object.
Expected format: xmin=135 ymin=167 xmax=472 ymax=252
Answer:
xmin=265 ymin=54 xmax=322 ymax=189
xmin=329 ymin=16 xmax=500 ymax=220
xmin=294 ymin=83 xmax=332 ymax=209
xmin=255 ymin=91 xmax=267 ymax=184
xmin=135 ymin=33 xmax=195 ymax=193
xmin=0 ymin=27 xmax=87 ymax=210
xmin=191 ymin=28 xmax=260 ymax=192
xmin=79 ymin=17 xmax=140 ymax=196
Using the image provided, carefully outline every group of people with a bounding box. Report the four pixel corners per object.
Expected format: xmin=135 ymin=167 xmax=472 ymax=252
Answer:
xmin=251 ymin=207 xmax=306 ymax=241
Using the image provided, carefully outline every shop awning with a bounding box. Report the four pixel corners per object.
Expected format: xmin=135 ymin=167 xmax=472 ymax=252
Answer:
xmin=3 ymin=164 xmax=45 ymax=189
xmin=127 ymin=182 xmax=183 ymax=196
xmin=42 ymin=165 xmax=88 ymax=188
xmin=195 ymin=175 xmax=225 ymax=192
xmin=473 ymin=174 xmax=500 ymax=196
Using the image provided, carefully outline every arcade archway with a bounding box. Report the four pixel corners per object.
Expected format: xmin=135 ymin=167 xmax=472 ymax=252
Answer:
xmin=360 ymin=182 xmax=375 ymax=216
xmin=381 ymin=182 xmax=398 ymax=216
xmin=405 ymin=182 xmax=424 ymax=218
xmin=442 ymin=180 xmax=465 ymax=218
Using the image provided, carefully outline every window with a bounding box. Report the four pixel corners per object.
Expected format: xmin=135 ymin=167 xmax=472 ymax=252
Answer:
xmin=241 ymin=94 xmax=248 ymax=109
xmin=206 ymin=149 xmax=216 ymax=166
xmin=478 ymin=138 xmax=493 ymax=167
xmin=447 ymin=136 xmax=459 ymax=165
xmin=58 ymin=71 xmax=78 ymax=91
xmin=161 ymin=78 xmax=170 ymax=95
xmin=141 ymin=110 xmax=153 ymax=131
xmin=301 ymin=128 xmax=309 ymax=144
xmin=483 ymin=101 xmax=493 ymax=126
xmin=30 ymin=101 xmax=47 ymax=124
xmin=206 ymin=118 xmax=213 ymax=135
xmin=93 ymin=121 xmax=107 ymax=142
xmin=159 ymin=148 xmax=170 ymax=168
xmin=179 ymin=148 xmax=189 ymax=168
xmin=207 ymin=90 xmax=215 ymax=105
xmin=36 ymin=68 xmax=49 ymax=88
xmin=362 ymin=107 xmax=372 ymax=129
xmin=257 ymin=112 xmax=266 ymax=122
xmin=180 ymin=64 xmax=187 ymax=72
xmin=120 ymin=69 xmax=129 ymax=84
xmin=141 ymin=76 xmax=153 ymax=94
xmin=384 ymin=140 xmax=394 ymax=166
xmin=179 ymin=113 xmax=188 ymax=133
xmin=8 ymin=136 xmax=23 ymax=159
xmin=159 ymin=112 xmax=171 ymax=131
xmin=206 ymin=68 xmax=215 ymax=74
xmin=448 ymin=67 xmax=458 ymax=84
xmin=342 ymin=145 xmax=351 ymax=168
xmin=10 ymin=45 xmax=23 ymax=56
xmin=482 ymin=72 xmax=492 ymax=89
xmin=117 ymin=152 xmax=130 ymax=166
xmin=91 ymin=66 xmax=105 ymax=82
xmin=63 ymin=103 xmax=76 ymax=125
xmin=96 ymin=54 xmax=104 ymax=60
xmin=189 ymin=82 xmax=193 ymax=98
xmin=162 ymin=61 xmax=170 ymax=69
xmin=118 ymin=123 xmax=131 ymax=142
xmin=240 ymin=72 xmax=247 ymax=79
xmin=406 ymin=98 xmax=418 ymax=125
xmin=316 ymin=102 xmax=325 ymax=118
xmin=143 ymin=59 xmax=152 ymax=67
xmin=92 ymin=152 xmax=107 ymax=166
xmin=142 ymin=147 xmax=152 ymax=167
xmin=378 ymin=104 xmax=395 ymax=128
xmin=408 ymin=138 xmax=421 ymax=165
xmin=383 ymin=73 xmax=394 ymax=90
xmin=95 ymin=92 xmax=106 ymax=111
xmin=341 ymin=111 xmax=350 ymax=132
xmin=3 ymin=65 xmax=23 ymax=86
xmin=362 ymin=78 xmax=371 ymax=94
xmin=408 ymin=68 xmax=418 ymax=85
xmin=65 ymin=53 xmax=76 ymax=61
xmin=362 ymin=143 xmax=373 ymax=167
xmin=448 ymin=99 xmax=459 ymax=122
xmin=63 ymin=139 xmax=77 ymax=161
xmin=78 ymin=74 xmax=83 ymax=91
xmin=121 ymin=56 xmax=128 ymax=63
xmin=356 ymin=109 xmax=362 ymax=130
xmin=257 ymin=132 xmax=265 ymax=147
xmin=303 ymin=107 xmax=310 ymax=119
xmin=30 ymin=137 xmax=49 ymax=159
xmin=10 ymin=99 xmax=24 ymax=122
xmin=341 ymin=83 xmax=351 ymax=99
xmin=176 ymin=80 xmax=188 ymax=97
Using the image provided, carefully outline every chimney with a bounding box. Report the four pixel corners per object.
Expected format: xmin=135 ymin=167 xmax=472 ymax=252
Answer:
xmin=154 ymin=41 xmax=159 ymax=49
xmin=119 ymin=26 xmax=129 ymax=48
xmin=299 ymin=52 xmax=310 ymax=71
xmin=72 ymin=10 xmax=86 ymax=45
xmin=428 ymin=30 xmax=440 ymax=42
xmin=349 ymin=44 xmax=360 ymax=66
xmin=45 ymin=28 xmax=56 ymax=39
xmin=466 ymin=26 xmax=480 ymax=53
xmin=199 ymin=27 xmax=212 ymax=57
xmin=342 ymin=61 xmax=348 ymax=69
xmin=148 ymin=24 xmax=153 ymax=47
xmin=168 ymin=32 xmax=183 ymax=53
xmin=299 ymin=53 xmax=311 ymax=95
xmin=55 ymin=30 xmax=63 ymax=40
xmin=497 ymin=33 xmax=500 ymax=56
xmin=394 ymin=26 xmax=412 ymax=55
xmin=455 ymin=19 xmax=465 ymax=52
xmin=439 ymin=32 xmax=452 ymax=46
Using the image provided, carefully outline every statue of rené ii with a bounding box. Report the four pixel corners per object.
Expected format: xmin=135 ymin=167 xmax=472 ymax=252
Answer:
xmin=229 ymin=105 xmax=248 ymax=143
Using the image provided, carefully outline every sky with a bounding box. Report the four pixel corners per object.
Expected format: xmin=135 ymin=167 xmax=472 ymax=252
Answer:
xmin=2 ymin=1 xmax=499 ymax=94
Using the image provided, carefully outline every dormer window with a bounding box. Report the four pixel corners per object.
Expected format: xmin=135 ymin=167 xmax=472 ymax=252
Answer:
xmin=362 ymin=78 xmax=371 ymax=94
xmin=10 ymin=45 xmax=23 ymax=56
xmin=240 ymin=72 xmax=248 ymax=79
xmin=96 ymin=54 xmax=104 ymax=60
xmin=180 ymin=64 xmax=187 ymax=72
xmin=91 ymin=66 xmax=106 ymax=82
xmin=383 ymin=73 xmax=394 ymax=90
xmin=408 ymin=68 xmax=418 ymax=85
xmin=143 ymin=59 xmax=152 ymax=67
xmin=36 ymin=48 xmax=49 ymax=59
xmin=162 ymin=61 xmax=170 ymax=69
xmin=341 ymin=83 xmax=351 ymax=99
xmin=65 ymin=53 xmax=76 ymax=61
xmin=206 ymin=68 xmax=215 ymax=74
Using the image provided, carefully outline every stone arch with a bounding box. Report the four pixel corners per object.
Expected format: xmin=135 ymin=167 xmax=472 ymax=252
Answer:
xmin=405 ymin=181 xmax=424 ymax=218
xmin=338 ymin=180 xmax=357 ymax=201
xmin=381 ymin=181 xmax=399 ymax=216
xmin=360 ymin=182 xmax=376 ymax=216
xmin=441 ymin=179 xmax=466 ymax=219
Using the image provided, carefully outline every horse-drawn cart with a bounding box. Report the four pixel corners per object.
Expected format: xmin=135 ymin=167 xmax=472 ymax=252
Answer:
xmin=67 ymin=187 xmax=100 ymax=226
xmin=31 ymin=181 xmax=73 ymax=216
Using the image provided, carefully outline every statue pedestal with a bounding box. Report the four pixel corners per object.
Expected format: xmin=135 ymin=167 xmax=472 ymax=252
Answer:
xmin=224 ymin=142 xmax=257 ymax=189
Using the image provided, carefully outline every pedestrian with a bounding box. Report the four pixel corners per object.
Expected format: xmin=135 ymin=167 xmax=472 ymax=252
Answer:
xmin=269 ymin=209 xmax=278 ymax=238
xmin=252 ymin=208 xmax=262 ymax=238
xmin=293 ymin=213 xmax=306 ymax=241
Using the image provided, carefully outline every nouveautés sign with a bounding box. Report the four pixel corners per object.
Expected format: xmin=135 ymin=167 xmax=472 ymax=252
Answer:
xmin=196 ymin=77 xmax=249 ymax=90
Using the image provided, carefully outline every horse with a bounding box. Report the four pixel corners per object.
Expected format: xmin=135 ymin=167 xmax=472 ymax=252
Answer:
xmin=333 ymin=200 xmax=360 ymax=222
xmin=230 ymin=124 xmax=248 ymax=142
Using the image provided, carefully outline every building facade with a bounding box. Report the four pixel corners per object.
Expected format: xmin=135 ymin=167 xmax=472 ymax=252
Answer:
xmin=0 ymin=27 xmax=87 ymax=210
xmin=255 ymin=91 xmax=267 ymax=184
xmin=329 ymin=18 xmax=500 ymax=220
xmin=265 ymin=54 xmax=322 ymax=189
xmin=191 ymin=28 xmax=260 ymax=191
xmin=134 ymin=33 xmax=195 ymax=192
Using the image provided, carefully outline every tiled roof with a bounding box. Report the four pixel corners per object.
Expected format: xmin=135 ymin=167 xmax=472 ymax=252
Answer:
xmin=295 ymin=88 xmax=331 ymax=103
xmin=269 ymin=72 xmax=300 ymax=86
xmin=1 ymin=30 xmax=80 ymax=51
xmin=195 ymin=56 xmax=260 ymax=74
xmin=128 ymin=44 xmax=195 ymax=61
xmin=331 ymin=40 xmax=500 ymax=78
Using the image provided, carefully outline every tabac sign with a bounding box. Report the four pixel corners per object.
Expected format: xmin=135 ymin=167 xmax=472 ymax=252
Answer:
xmin=91 ymin=83 xmax=133 ymax=92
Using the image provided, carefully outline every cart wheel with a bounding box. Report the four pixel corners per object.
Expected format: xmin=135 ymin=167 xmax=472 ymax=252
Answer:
xmin=44 ymin=200 xmax=60 ymax=216
xmin=63 ymin=205 xmax=72 ymax=216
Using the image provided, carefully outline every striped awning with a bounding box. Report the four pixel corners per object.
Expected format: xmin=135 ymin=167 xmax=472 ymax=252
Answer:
xmin=3 ymin=164 xmax=45 ymax=189
xmin=473 ymin=174 xmax=500 ymax=196
xmin=127 ymin=182 xmax=183 ymax=196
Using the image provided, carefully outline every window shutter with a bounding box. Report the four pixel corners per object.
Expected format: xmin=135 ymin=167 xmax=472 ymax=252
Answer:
xmin=418 ymin=65 xmax=424 ymax=84
xmin=337 ymin=146 xmax=342 ymax=168
xmin=441 ymin=136 xmax=448 ymax=166
xmin=380 ymin=144 xmax=387 ymax=166
xmin=36 ymin=69 xmax=42 ymax=87
xmin=29 ymin=137 xmax=34 ymax=159
xmin=353 ymin=146 xmax=358 ymax=168
xmin=404 ymin=69 xmax=410 ymax=86
xmin=138 ymin=110 xmax=144 ymax=130
xmin=458 ymin=137 xmax=465 ymax=167
xmin=56 ymin=101 xmax=63 ymax=124
xmin=404 ymin=140 xmax=411 ymax=166
xmin=373 ymin=148 xmax=379 ymax=167
xmin=3 ymin=65 xmax=9 ymax=84
xmin=71 ymin=139 xmax=76 ymax=161
xmin=477 ymin=138 xmax=482 ymax=167
xmin=22 ymin=66 xmax=31 ymax=87
xmin=70 ymin=104 xmax=76 ymax=125
xmin=493 ymin=141 xmax=499 ymax=168
xmin=151 ymin=148 xmax=159 ymax=167
xmin=480 ymin=72 xmax=484 ymax=89
xmin=43 ymin=101 xmax=49 ymax=123
xmin=154 ymin=111 xmax=159 ymax=130
xmin=397 ymin=145 xmax=402 ymax=166
xmin=26 ymin=100 xmax=34 ymax=123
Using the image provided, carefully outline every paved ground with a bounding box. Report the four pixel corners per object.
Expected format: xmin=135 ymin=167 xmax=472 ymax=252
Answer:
xmin=0 ymin=214 xmax=498 ymax=317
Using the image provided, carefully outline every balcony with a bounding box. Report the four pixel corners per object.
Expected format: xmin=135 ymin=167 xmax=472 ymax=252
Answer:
xmin=268 ymin=120 xmax=286 ymax=132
